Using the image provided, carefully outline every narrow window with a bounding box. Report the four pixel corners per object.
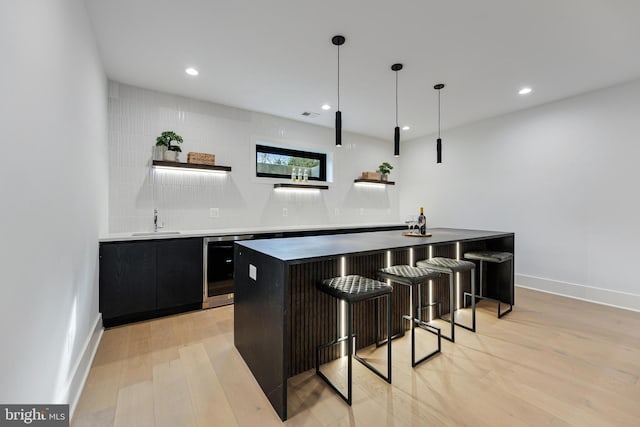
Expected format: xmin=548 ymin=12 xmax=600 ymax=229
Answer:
xmin=256 ymin=144 xmax=327 ymax=181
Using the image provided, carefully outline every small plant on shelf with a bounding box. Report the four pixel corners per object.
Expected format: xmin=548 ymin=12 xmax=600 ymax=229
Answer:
xmin=155 ymin=131 xmax=183 ymax=161
xmin=377 ymin=162 xmax=393 ymax=180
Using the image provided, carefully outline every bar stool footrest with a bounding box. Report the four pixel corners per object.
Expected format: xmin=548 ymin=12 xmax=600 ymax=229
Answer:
xmin=412 ymin=319 xmax=442 ymax=367
xmin=316 ymin=335 xmax=355 ymax=405
xmin=375 ymin=330 xmax=405 ymax=347
xmin=432 ymin=301 xmax=455 ymax=343
xmin=463 ymin=292 xmax=513 ymax=318
xmin=353 ymin=352 xmax=392 ymax=383
xmin=316 ymin=334 xmax=391 ymax=400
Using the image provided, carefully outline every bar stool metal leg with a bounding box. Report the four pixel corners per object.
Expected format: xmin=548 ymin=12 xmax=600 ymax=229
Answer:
xmin=437 ymin=272 xmax=456 ymax=342
xmin=409 ymin=282 xmax=442 ymax=367
xmin=316 ymin=275 xmax=393 ymax=405
xmin=354 ymin=294 xmax=392 ymax=384
xmin=316 ymin=300 xmax=355 ymax=405
xmin=472 ymin=269 xmax=476 ymax=331
xmin=432 ymin=273 xmax=454 ymax=342
xmin=411 ymin=284 xmax=416 ymax=367
xmin=417 ymin=283 xmax=422 ymax=322
xmin=347 ymin=302 xmax=352 ymax=404
xmin=499 ymin=257 xmax=514 ymax=318
xmin=317 ymin=294 xmax=392 ymax=406
xmin=463 ymin=259 xmax=512 ymax=318
xmin=410 ymin=282 xmax=442 ymax=368
xmin=375 ymin=289 xmax=406 ymax=348
xmin=377 ymin=266 xmax=442 ymax=368
xmin=455 ymin=267 xmax=476 ymax=333
xmin=388 ymin=293 xmax=392 ymax=382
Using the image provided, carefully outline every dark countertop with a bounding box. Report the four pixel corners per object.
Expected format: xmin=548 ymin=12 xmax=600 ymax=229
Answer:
xmin=237 ymin=228 xmax=513 ymax=263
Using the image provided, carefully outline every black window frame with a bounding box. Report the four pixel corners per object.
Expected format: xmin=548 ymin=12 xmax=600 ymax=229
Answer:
xmin=255 ymin=144 xmax=327 ymax=181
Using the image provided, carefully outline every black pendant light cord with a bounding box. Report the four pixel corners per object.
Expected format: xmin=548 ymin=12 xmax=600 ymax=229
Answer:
xmin=395 ymin=71 xmax=399 ymax=127
xmin=337 ymin=43 xmax=340 ymax=110
xmin=434 ymin=83 xmax=445 ymax=163
xmin=437 ymin=88 xmax=441 ymax=139
xmin=391 ymin=63 xmax=403 ymax=157
xmin=332 ymin=35 xmax=345 ymax=147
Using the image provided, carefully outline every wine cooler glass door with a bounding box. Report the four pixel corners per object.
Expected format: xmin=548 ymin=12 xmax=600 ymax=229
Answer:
xmin=202 ymin=235 xmax=254 ymax=308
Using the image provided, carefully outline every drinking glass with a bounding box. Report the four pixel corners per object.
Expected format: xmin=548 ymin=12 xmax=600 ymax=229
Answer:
xmin=405 ymin=215 xmax=418 ymax=233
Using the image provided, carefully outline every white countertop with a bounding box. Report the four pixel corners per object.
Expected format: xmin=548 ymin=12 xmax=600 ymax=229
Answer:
xmin=99 ymin=222 xmax=405 ymax=242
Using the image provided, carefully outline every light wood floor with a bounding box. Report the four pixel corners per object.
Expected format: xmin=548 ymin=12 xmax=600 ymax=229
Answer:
xmin=72 ymin=287 xmax=640 ymax=426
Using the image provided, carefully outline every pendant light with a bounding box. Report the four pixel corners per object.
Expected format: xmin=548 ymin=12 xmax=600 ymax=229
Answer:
xmin=332 ymin=35 xmax=345 ymax=147
xmin=392 ymin=63 xmax=403 ymax=157
xmin=434 ymin=83 xmax=445 ymax=163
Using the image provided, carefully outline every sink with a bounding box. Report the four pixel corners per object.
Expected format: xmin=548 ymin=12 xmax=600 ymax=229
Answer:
xmin=131 ymin=231 xmax=181 ymax=236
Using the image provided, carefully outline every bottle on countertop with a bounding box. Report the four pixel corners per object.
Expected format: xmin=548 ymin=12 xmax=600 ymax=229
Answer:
xmin=418 ymin=207 xmax=427 ymax=235
xmin=291 ymin=168 xmax=297 ymax=182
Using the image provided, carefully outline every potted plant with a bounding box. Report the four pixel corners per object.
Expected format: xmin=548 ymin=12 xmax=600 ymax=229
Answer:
xmin=155 ymin=131 xmax=183 ymax=161
xmin=377 ymin=162 xmax=393 ymax=181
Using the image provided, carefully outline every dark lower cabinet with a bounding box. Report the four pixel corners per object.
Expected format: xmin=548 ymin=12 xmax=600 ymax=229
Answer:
xmin=99 ymin=238 xmax=203 ymax=327
xmin=99 ymin=226 xmax=405 ymax=327
xmin=99 ymin=241 xmax=156 ymax=318
xmin=156 ymin=238 xmax=203 ymax=309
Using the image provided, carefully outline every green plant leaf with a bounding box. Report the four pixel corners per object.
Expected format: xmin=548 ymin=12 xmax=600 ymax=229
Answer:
xmin=155 ymin=130 xmax=183 ymax=149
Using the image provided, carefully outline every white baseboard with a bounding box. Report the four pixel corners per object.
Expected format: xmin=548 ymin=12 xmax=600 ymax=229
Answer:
xmin=516 ymin=274 xmax=640 ymax=312
xmin=68 ymin=314 xmax=104 ymax=419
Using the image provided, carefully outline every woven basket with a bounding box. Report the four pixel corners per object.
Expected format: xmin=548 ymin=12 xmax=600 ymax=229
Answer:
xmin=361 ymin=171 xmax=381 ymax=180
xmin=187 ymin=152 xmax=215 ymax=165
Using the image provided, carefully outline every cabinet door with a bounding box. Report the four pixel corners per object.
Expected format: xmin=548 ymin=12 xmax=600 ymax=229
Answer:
xmin=156 ymin=238 xmax=203 ymax=309
xmin=99 ymin=241 xmax=156 ymax=319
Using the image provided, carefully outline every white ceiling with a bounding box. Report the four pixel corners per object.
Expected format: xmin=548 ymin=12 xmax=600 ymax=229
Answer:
xmin=85 ymin=0 xmax=640 ymax=141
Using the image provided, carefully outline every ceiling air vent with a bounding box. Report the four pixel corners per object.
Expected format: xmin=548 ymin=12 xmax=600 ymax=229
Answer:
xmin=301 ymin=111 xmax=320 ymax=118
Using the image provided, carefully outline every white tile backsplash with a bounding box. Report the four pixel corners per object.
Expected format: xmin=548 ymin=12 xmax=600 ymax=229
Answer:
xmin=108 ymin=82 xmax=400 ymax=233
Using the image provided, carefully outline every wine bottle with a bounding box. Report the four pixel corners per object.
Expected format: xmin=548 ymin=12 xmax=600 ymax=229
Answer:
xmin=418 ymin=207 xmax=426 ymax=235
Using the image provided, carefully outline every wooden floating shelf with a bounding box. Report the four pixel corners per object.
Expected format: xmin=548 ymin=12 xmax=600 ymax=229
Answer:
xmin=152 ymin=160 xmax=232 ymax=172
xmin=274 ymin=183 xmax=329 ymax=190
xmin=354 ymin=179 xmax=395 ymax=185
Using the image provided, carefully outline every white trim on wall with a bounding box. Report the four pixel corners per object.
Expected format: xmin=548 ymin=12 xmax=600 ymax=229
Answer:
xmin=69 ymin=315 xmax=104 ymax=420
xmin=516 ymin=275 xmax=640 ymax=313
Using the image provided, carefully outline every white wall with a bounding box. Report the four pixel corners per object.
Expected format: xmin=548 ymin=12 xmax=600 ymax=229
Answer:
xmin=0 ymin=0 xmax=108 ymax=410
xmin=399 ymin=79 xmax=640 ymax=310
xmin=108 ymin=82 xmax=399 ymax=232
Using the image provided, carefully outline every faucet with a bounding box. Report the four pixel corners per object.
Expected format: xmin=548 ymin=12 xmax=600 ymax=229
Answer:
xmin=154 ymin=209 xmax=164 ymax=232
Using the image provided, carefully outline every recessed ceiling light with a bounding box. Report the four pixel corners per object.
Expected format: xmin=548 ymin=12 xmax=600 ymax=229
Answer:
xmin=185 ymin=67 xmax=199 ymax=76
xmin=518 ymin=87 xmax=532 ymax=95
xmin=321 ymin=104 xmax=331 ymax=111
xmin=402 ymin=126 xmax=410 ymax=131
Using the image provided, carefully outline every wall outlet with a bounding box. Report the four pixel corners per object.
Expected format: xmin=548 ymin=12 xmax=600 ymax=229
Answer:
xmin=282 ymin=208 xmax=288 ymax=217
xmin=209 ymin=208 xmax=219 ymax=218
xmin=249 ymin=264 xmax=257 ymax=280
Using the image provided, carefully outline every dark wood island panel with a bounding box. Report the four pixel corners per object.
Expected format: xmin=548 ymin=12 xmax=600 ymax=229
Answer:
xmin=234 ymin=228 xmax=514 ymax=420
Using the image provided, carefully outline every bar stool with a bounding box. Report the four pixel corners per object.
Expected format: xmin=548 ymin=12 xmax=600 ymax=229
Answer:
xmin=316 ymin=274 xmax=393 ymax=405
xmin=415 ymin=257 xmax=476 ymax=342
xmin=463 ymin=251 xmax=513 ymax=318
xmin=377 ymin=265 xmax=442 ymax=367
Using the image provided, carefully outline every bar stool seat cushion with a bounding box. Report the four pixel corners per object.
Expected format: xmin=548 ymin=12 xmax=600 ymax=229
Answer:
xmin=319 ymin=275 xmax=392 ymax=303
xmin=416 ymin=257 xmax=475 ymax=273
xmin=464 ymin=251 xmax=513 ymax=263
xmin=378 ymin=265 xmax=441 ymax=285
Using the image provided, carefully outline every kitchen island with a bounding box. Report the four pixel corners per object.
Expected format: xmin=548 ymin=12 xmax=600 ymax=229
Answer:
xmin=233 ymin=228 xmax=514 ymax=420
